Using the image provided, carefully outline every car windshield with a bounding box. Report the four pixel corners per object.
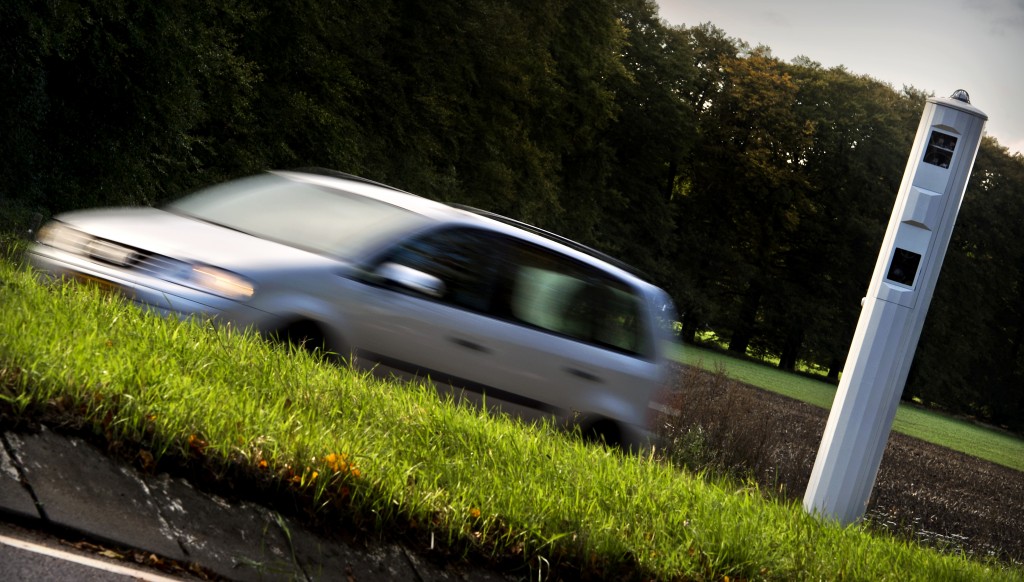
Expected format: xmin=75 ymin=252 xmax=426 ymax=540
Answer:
xmin=166 ymin=174 xmax=429 ymax=258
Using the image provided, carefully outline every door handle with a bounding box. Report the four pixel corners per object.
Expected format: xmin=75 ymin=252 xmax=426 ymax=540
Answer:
xmin=565 ymin=368 xmax=603 ymax=383
xmin=448 ymin=337 xmax=491 ymax=354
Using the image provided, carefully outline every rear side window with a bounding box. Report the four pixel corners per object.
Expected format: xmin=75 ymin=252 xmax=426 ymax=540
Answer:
xmin=504 ymin=243 xmax=650 ymax=357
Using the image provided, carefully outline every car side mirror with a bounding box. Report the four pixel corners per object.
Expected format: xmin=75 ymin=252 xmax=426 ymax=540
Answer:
xmin=375 ymin=262 xmax=446 ymax=299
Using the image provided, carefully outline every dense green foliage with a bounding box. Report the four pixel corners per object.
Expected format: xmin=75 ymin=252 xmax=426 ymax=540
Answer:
xmin=3 ymin=0 xmax=1023 ymax=430
xmin=1 ymin=260 xmax=1019 ymax=580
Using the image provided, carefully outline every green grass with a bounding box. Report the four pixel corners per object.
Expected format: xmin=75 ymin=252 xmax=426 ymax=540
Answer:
xmin=670 ymin=343 xmax=1024 ymax=473
xmin=1 ymin=257 xmax=1021 ymax=580
xmin=670 ymin=343 xmax=840 ymax=409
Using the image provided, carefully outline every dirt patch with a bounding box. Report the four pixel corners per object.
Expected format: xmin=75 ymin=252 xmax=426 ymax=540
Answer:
xmin=659 ymin=362 xmax=1024 ymax=564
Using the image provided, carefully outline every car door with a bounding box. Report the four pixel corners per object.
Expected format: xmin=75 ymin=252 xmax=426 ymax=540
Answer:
xmin=483 ymin=240 xmax=664 ymax=430
xmin=344 ymin=226 xmax=662 ymax=431
xmin=343 ymin=227 xmax=522 ymax=407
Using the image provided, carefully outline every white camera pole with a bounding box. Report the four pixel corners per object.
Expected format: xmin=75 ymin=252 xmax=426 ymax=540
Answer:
xmin=803 ymin=91 xmax=987 ymax=524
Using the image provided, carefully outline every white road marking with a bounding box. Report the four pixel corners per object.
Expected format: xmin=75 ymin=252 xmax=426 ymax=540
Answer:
xmin=0 ymin=534 xmax=184 ymax=581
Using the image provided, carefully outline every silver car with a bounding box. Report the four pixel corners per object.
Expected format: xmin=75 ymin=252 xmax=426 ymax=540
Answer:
xmin=28 ymin=170 xmax=677 ymax=447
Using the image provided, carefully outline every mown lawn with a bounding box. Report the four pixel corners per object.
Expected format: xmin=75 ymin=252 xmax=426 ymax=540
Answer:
xmin=1 ymin=256 xmax=1020 ymax=580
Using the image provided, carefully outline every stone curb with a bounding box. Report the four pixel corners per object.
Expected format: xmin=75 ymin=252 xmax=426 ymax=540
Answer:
xmin=0 ymin=427 xmax=516 ymax=581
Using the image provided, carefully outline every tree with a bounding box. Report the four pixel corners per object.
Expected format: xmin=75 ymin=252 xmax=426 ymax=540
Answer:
xmin=911 ymin=138 xmax=1024 ymax=429
xmin=0 ymin=1 xmax=48 ymax=207
xmin=2 ymin=0 xmax=261 ymax=210
xmin=679 ymin=46 xmax=815 ymax=357
xmin=594 ymin=0 xmax=698 ymax=288
xmin=670 ymin=23 xmax=742 ymax=343
xmin=773 ymin=63 xmax=920 ymax=374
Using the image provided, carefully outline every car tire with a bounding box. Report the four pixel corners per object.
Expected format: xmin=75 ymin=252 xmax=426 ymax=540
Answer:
xmin=584 ymin=418 xmax=623 ymax=449
xmin=274 ymin=319 xmax=348 ymax=364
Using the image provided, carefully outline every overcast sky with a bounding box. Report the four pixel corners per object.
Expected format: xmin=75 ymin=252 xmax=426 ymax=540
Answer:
xmin=656 ymin=0 xmax=1024 ymax=155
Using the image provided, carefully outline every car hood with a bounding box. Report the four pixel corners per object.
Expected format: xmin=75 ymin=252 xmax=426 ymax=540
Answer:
xmin=55 ymin=206 xmax=340 ymax=275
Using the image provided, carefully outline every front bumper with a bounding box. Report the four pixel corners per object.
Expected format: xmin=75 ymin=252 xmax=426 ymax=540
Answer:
xmin=27 ymin=246 xmax=266 ymax=326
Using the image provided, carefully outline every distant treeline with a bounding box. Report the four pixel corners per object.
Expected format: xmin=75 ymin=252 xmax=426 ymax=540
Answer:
xmin=3 ymin=0 xmax=1023 ymax=431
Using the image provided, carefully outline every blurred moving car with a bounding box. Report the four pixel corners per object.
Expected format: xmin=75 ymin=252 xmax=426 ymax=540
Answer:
xmin=28 ymin=170 xmax=678 ymax=447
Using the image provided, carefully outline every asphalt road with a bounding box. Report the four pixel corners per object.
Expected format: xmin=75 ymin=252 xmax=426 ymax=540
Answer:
xmin=0 ymin=520 xmax=193 ymax=581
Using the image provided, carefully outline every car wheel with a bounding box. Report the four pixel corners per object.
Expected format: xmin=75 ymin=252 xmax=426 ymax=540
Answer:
xmin=274 ymin=319 xmax=345 ymax=364
xmin=584 ymin=419 xmax=623 ymax=449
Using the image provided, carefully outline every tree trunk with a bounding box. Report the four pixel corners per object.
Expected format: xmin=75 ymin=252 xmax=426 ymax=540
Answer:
xmin=728 ymin=281 xmax=763 ymax=356
xmin=680 ymin=317 xmax=699 ymax=345
xmin=826 ymin=355 xmax=843 ymax=383
xmin=778 ymin=328 xmax=804 ymax=371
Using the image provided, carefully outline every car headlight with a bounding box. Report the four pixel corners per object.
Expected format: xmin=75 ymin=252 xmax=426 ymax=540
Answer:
xmin=36 ymin=222 xmax=91 ymax=255
xmin=190 ymin=265 xmax=255 ymax=301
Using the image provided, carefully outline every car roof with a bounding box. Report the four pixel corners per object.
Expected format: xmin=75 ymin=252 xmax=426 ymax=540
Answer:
xmin=277 ymin=169 xmax=654 ymax=288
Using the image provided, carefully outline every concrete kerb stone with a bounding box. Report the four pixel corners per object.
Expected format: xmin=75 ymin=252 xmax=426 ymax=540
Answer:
xmin=3 ymin=427 xmax=310 ymax=579
xmin=145 ymin=472 xmax=306 ymax=581
xmin=0 ymin=426 xmax=524 ymax=581
xmin=271 ymin=512 xmax=428 ymax=581
xmin=0 ymin=435 xmax=39 ymax=520
xmin=6 ymin=426 xmax=187 ymax=561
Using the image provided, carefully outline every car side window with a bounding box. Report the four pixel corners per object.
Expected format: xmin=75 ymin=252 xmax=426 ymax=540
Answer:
xmin=502 ymin=243 xmax=649 ymax=357
xmin=377 ymin=228 xmax=500 ymax=313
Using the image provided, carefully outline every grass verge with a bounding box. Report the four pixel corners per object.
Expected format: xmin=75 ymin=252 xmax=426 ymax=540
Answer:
xmin=1 ymin=257 xmax=1020 ymax=580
